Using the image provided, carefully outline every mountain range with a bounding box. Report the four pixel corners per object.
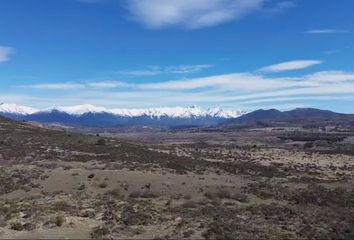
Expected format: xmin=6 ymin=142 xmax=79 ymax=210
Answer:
xmin=2 ymin=103 xmax=352 ymax=128
xmin=0 ymin=103 xmax=245 ymax=127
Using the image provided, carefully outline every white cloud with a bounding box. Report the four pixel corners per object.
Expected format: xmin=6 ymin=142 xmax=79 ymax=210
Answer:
xmin=165 ymin=65 xmax=213 ymax=74
xmin=0 ymin=46 xmax=14 ymax=63
xmin=239 ymin=95 xmax=354 ymax=105
xmin=138 ymin=73 xmax=316 ymax=91
xmin=86 ymin=81 xmax=128 ymax=89
xmin=306 ymin=71 xmax=354 ymax=83
xmin=17 ymin=69 xmax=354 ymax=109
xmin=119 ymin=66 xmax=162 ymax=77
xmin=0 ymin=93 xmax=39 ymax=103
xmin=119 ymin=64 xmax=213 ymax=76
xmin=26 ymin=81 xmax=128 ymax=90
xmin=262 ymin=1 xmax=295 ymax=14
xmin=259 ymin=60 xmax=322 ymax=73
xmin=28 ymin=83 xmax=85 ymax=90
xmin=127 ymin=0 xmax=264 ymax=29
xmin=261 ymin=103 xmax=309 ymax=111
xmin=304 ymin=29 xmax=350 ymax=34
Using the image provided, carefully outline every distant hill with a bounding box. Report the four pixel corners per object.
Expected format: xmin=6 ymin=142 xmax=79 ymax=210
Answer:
xmin=226 ymin=108 xmax=353 ymax=125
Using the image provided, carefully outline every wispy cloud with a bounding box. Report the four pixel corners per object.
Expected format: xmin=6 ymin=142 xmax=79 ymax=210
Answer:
xmin=119 ymin=64 xmax=213 ymax=76
xmin=305 ymin=71 xmax=354 ymax=83
xmin=0 ymin=46 xmax=14 ymax=63
xmin=136 ymin=71 xmax=354 ymax=95
xmin=323 ymin=49 xmax=341 ymax=55
xmin=27 ymin=83 xmax=85 ymax=90
xmin=304 ymin=29 xmax=350 ymax=34
xmin=165 ymin=65 xmax=213 ymax=74
xmin=262 ymin=1 xmax=295 ymax=14
xmin=25 ymin=81 xmax=128 ymax=90
xmin=126 ymin=0 xmax=292 ymax=29
xmin=23 ymin=70 xmax=354 ymax=96
xmin=77 ymin=0 xmax=293 ymax=29
xmin=239 ymin=95 xmax=354 ymax=105
xmin=259 ymin=60 xmax=323 ymax=73
xmin=15 ymin=65 xmax=354 ymax=109
xmin=137 ymin=73 xmax=316 ymax=91
xmin=86 ymin=81 xmax=128 ymax=89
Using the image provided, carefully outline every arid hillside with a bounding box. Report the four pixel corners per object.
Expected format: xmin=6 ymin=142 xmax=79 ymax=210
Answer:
xmin=1 ymin=116 xmax=354 ymax=239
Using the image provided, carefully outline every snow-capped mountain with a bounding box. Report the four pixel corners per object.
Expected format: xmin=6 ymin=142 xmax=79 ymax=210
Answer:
xmin=0 ymin=103 xmax=39 ymax=115
xmin=0 ymin=103 xmax=245 ymax=127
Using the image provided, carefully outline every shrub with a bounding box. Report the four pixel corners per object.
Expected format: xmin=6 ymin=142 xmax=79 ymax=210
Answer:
xmin=216 ymin=189 xmax=232 ymax=199
xmin=128 ymin=191 xmax=141 ymax=198
xmin=204 ymin=191 xmax=217 ymax=200
xmin=98 ymin=182 xmax=108 ymax=188
xmin=53 ymin=201 xmax=71 ymax=212
xmin=129 ymin=191 xmax=159 ymax=198
xmin=55 ymin=215 xmax=65 ymax=227
xmin=304 ymin=142 xmax=314 ymax=149
xmin=91 ymin=226 xmax=109 ymax=239
xmin=105 ymin=188 xmax=122 ymax=198
xmin=96 ymin=139 xmax=106 ymax=146
xmin=181 ymin=200 xmax=197 ymax=209
xmin=23 ymin=222 xmax=36 ymax=231
xmin=121 ymin=205 xmax=153 ymax=226
xmin=204 ymin=189 xmax=249 ymax=202
xmin=183 ymin=194 xmax=192 ymax=200
xmin=10 ymin=222 xmax=24 ymax=231
xmin=231 ymin=193 xmax=249 ymax=203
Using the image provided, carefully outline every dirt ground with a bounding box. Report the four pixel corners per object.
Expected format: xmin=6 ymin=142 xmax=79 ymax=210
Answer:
xmin=1 ymin=116 xmax=354 ymax=239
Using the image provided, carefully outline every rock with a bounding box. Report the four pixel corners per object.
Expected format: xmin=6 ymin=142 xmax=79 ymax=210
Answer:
xmin=0 ymin=216 xmax=7 ymax=227
xmin=42 ymin=221 xmax=57 ymax=230
xmin=174 ymin=217 xmax=183 ymax=226
xmin=20 ymin=209 xmax=34 ymax=219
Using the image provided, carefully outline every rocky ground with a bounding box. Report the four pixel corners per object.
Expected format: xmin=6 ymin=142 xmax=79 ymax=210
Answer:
xmin=1 ymin=116 xmax=354 ymax=239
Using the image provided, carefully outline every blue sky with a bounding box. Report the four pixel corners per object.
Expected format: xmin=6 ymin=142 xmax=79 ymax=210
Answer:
xmin=0 ymin=0 xmax=354 ymax=112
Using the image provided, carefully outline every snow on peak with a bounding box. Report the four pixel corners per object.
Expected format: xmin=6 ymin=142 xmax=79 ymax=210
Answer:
xmin=0 ymin=103 xmax=39 ymax=115
xmin=0 ymin=103 xmax=245 ymax=119
xmin=207 ymin=107 xmax=246 ymax=118
xmin=55 ymin=104 xmax=109 ymax=115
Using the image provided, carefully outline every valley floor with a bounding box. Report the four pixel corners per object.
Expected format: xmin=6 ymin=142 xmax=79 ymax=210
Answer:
xmin=1 ymin=117 xmax=354 ymax=239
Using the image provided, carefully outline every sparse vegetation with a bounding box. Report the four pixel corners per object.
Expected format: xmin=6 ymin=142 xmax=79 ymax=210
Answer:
xmin=91 ymin=226 xmax=110 ymax=239
xmin=53 ymin=201 xmax=72 ymax=212
xmin=204 ymin=189 xmax=249 ymax=202
xmin=0 ymin=115 xmax=354 ymax=239
xmin=128 ymin=190 xmax=159 ymax=198
xmin=120 ymin=205 xmax=153 ymax=226
xmin=105 ymin=188 xmax=122 ymax=198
